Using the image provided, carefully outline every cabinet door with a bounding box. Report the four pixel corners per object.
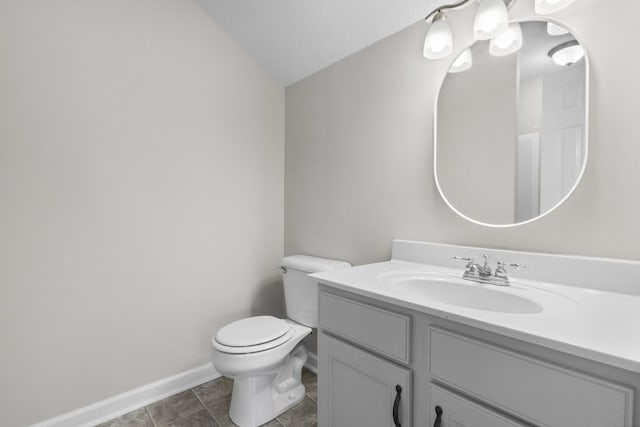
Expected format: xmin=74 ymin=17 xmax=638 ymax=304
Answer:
xmin=318 ymin=333 xmax=412 ymax=427
xmin=429 ymin=384 xmax=526 ymax=427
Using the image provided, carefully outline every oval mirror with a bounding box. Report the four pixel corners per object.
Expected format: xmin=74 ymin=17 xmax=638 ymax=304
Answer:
xmin=434 ymin=20 xmax=588 ymax=227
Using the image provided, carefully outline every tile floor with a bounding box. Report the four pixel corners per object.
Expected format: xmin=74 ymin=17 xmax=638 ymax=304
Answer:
xmin=95 ymin=369 xmax=317 ymax=427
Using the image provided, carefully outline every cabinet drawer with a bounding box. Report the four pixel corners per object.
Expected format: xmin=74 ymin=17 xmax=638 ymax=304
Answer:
xmin=429 ymin=328 xmax=633 ymax=427
xmin=319 ymin=291 xmax=411 ymax=364
xmin=429 ymin=384 xmax=525 ymax=427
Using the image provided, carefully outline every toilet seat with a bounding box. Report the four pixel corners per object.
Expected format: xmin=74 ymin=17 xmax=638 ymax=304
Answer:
xmin=214 ymin=316 xmax=294 ymax=354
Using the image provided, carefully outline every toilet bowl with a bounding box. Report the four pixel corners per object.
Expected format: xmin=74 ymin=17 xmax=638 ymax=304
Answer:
xmin=211 ymin=255 xmax=350 ymax=427
xmin=211 ymin=317 xmax=311 ymax=427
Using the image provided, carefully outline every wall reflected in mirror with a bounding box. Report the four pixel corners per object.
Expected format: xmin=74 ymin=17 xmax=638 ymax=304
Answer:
xmin=435 ymin=20 xmax=587 ymax=226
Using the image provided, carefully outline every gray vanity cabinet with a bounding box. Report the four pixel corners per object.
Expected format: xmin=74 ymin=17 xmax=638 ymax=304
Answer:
xmin=317 ymin=286 xmax=638 ymax=427
xmin=429 ymin=383 xmax=526 ymax=427
xmin=318 ymin=333 xmax=412 ymax=427
xmin=428 ymin=328 xmax=633 ymax=427
xmin=318 ymin=291 xmax=413 ymax=427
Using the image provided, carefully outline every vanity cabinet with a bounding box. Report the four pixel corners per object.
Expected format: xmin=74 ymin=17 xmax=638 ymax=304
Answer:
xmin=429 ymin=328 xmax=633 ymax=427
xmin=317 ymin=286 xmax=637 ymax=427
xmin=429 ymin=383 xmax=525 ymax=427
xmin=318 ymin=291 xmax=413 ymax=427
xmin=319 ymin=333 xmax=412 ymax=427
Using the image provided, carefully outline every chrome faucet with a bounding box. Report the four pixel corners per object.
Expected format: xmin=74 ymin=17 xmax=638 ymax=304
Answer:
xmin=453 ymin=255 xmax=525 ymax=286
xmin=478 ymin=254 xmax=492 ymax=277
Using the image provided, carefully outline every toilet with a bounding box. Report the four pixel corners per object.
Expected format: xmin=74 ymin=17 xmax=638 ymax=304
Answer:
xmin=211 ymin=255 xmax=350 ymax=427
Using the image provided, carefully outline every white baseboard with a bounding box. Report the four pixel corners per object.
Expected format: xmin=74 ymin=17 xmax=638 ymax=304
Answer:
xmin=305 ymin=351 xmax=318 ymax=374
xmin=31 ymin=363 xmax=220 ymax=427
xmin=32 ymin=353 xmax=318 ymax=427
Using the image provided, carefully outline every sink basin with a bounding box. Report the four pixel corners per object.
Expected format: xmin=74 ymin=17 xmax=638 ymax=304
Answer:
xmin=389 ymin=277 xmax=543 ymax=313
xmin=376 ymin=269 xmax=579 ymax=314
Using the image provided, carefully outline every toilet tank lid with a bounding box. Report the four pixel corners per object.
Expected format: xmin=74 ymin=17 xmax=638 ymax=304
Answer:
xmin=281 ymin=255 xmax=351 ymax=273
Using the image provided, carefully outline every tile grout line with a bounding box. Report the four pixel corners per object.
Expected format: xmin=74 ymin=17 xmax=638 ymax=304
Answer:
xmin=147 ymin=389 xmax=211 ymax=427
xmin=186 ymin=375 xmax=315 ymax=427
xmin=191 ymin=387 xmax=221 ymax=427
xmin=306 ymin=393 xmax=317 ymax=403
xmin=144 ymin=406 xmax=159 ymax=427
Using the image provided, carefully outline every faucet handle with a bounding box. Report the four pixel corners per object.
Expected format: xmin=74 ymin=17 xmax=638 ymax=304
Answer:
xmin=452 ymin=256 xmax=475 ymax=268
xmin=452 ymin=256 xmax=479 ymax=277
xmin=498 ymin=261 xmax=526 ymax=269
xmin=495 ymin=261 xmax=526 ymax=279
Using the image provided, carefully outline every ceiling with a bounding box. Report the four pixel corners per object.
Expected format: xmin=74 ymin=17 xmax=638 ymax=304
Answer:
xmin=196 ymin=0 xmax=450 ymax=86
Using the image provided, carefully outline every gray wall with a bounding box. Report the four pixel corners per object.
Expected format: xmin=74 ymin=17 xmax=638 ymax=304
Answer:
xmin=437 ymin=43 xmax=517 ymax=224
xmin=285 ymin=0 xmax=640 ymax=266
xmin=0 ymin=1 xmax=284 ymax=425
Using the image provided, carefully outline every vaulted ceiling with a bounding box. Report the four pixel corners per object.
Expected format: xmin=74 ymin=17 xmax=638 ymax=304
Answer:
xmin=197 ymin=0 xmax=450 ymax=85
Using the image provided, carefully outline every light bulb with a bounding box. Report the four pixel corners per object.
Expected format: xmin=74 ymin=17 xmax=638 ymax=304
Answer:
xmin=535 ymin=0 xmax=577 ymax=15
xmin=549 ymin=40 xmax=584 ymax=66
xmin=423 ymin=12 xmax=453 ymax=60
xmin=490 ymin=22 xmax=522 ymax=56
xmin=474 ymin=0 xmax=509 ymax=40
xmin=449 ymin=48 xmax=473 ymax=73
xmin=547 ymin=22 xmax=569 ymax=36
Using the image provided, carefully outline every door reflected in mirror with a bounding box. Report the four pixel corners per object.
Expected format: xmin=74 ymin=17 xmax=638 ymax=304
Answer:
xmin=435 ymin=20 xmax=588 ymax=227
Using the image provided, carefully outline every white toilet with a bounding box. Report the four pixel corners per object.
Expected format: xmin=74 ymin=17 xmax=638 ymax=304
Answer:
xmin=211 ymin=255 xmax=350 ymax=427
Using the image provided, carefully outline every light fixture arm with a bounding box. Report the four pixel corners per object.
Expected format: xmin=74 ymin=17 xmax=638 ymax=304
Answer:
xmin=424 ymin=0 xmax=517 ymax=23
xmin=424 ymin=0 xmax=474 ymax=23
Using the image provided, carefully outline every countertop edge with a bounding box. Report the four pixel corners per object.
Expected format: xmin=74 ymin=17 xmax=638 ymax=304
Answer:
xmin=314 ymin=273 xmax=640 ymax=374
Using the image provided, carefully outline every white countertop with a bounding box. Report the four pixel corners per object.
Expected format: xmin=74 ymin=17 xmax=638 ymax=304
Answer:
xmin=312 ymin=259 xmax=640 ymax=373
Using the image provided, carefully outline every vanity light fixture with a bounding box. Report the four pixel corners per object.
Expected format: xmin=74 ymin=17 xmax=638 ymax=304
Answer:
xmin=423 ymin=0 xmax=509 ymax=61
xmin=535 ymin=0 xmax=577 ymax=15
xmin=423 ymin=0 xmax=578 ymax=61
xmin=448 ymin=48 xmax=473 ymax=73
xmin=547 ymin=21 xmax=569 ymax=35
xmin=548 ymin=39 xmax=584 ymax=66
xmin=423 ymin=11 xmax=453 ymax=59
xmin=489 ymin=22 xmax=522 ymax=56
xmin=473 ymin=0 xmax=509 ymax=40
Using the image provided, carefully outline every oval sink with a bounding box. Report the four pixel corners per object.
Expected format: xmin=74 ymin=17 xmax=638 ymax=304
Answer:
xmin=391 ymin=278 xmax=543 ymax=314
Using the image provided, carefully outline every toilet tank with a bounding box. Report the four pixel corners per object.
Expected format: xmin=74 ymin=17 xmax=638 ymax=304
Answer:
xmin=281 ymin=255 xmax=351 ymax=327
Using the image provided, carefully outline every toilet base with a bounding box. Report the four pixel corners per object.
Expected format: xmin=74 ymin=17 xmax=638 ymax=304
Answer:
xmin=229 ymin=345 xmax=308 ymax=427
